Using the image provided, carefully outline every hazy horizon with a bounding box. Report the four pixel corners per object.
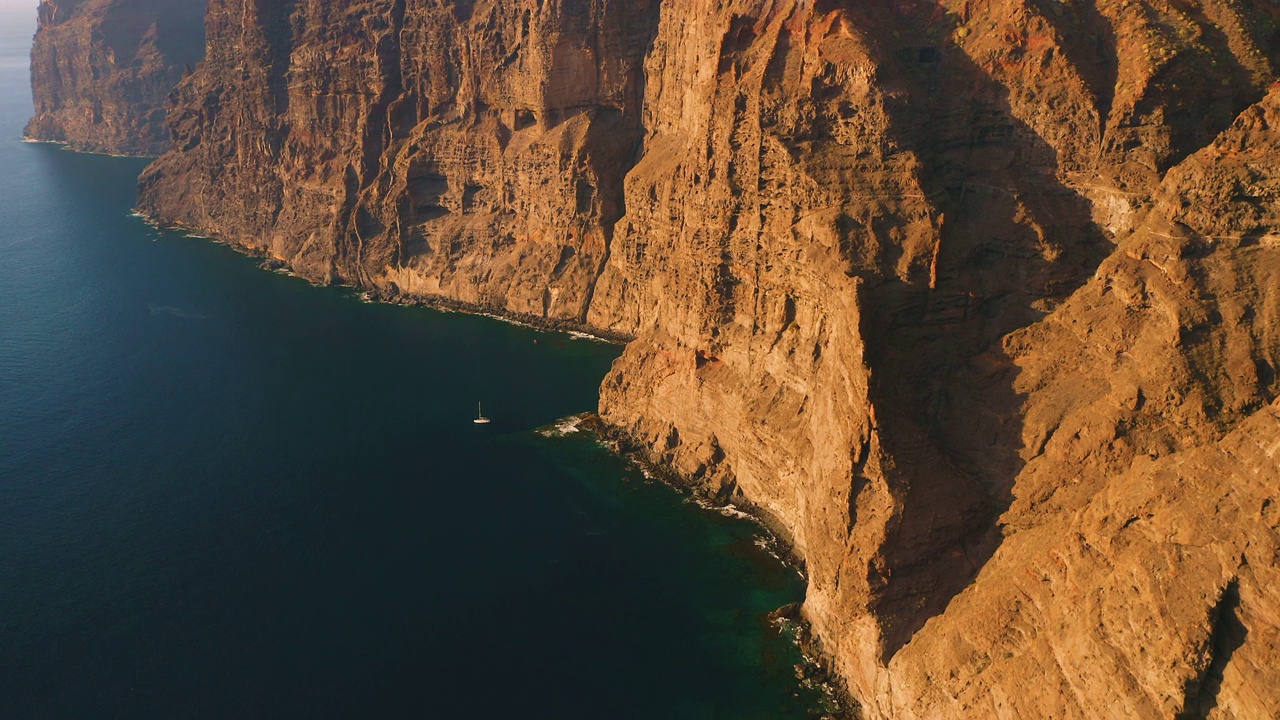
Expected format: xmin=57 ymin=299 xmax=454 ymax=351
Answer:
xmin=0 ymin=0 xmax=36 ymax=37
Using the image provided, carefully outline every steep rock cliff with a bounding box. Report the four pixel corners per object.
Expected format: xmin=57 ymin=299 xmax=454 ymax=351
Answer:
xmin=131 ymin=0 xmax=1280 ymax=717
xmin=139 ymin=0 xmax=659 ymax=322
xmin=26 ymin=0 xmax=207 ymax=155
xmin=594 ymin=1 xmax=1280 ymax=716
xmin=865 ymin=81 xmax=1280 ymax=720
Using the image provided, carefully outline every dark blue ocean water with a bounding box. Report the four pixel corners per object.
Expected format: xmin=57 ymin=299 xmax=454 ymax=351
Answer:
xmin=0 ymin=26 xmax=829 ymax=719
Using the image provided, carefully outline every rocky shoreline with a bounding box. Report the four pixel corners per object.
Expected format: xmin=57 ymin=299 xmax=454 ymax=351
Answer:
xmin=575 ymin=414 xmax=861 ymax=720
xmin=148 ymin=215 xmax=637 ymax=346
xmin=19 ymin=137 xmax=157 ymax=159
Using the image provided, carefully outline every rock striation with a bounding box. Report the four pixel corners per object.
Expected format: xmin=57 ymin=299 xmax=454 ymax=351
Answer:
xmin=111 ymin=0 xmax=1280 ymax=716
xmin=26 ymin=0 xmax=207 ymax=155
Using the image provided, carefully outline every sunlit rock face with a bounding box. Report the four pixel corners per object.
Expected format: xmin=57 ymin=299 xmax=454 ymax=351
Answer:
xmin=138 ymin=0 xmax=661 ymax=324
xmin=27 ymin=0 xmax=207 ymax=155
xmin=595 ymin=4 xmax=1280 ymax=716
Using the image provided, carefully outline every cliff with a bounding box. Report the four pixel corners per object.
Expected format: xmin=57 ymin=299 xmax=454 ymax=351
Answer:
xmin=593 ymin=2 xmax=1280 ymax=717
xmin=26 ymin=0 xmax=207 ymax=155
xmin=138 ymin=0 xmax=659 ymax=319
xmin=129 ymin=0 xmax=1280 ymax=717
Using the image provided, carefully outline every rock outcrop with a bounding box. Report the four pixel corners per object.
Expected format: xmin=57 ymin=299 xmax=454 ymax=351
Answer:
xmin=126 ymin=0 xmax=1280 ymax=717
xmin=26 ymin=0 xmax=207 ymax=155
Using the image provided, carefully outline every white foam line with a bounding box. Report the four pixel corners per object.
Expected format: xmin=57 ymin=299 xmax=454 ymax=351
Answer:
xmin=23 ymin=137 xmax=143 ymax=158
xmin=538 ymin=413 xmax=590 ymax=437
xmin=718 ymin=505 xmax=754 ymax=521
xmin=566 ymin=330 xmax=611 ymax=343
xmin=478 ymin=311 xmax=536 ymax=331
xmin=475 ymin=311 xmax=613 ymax=344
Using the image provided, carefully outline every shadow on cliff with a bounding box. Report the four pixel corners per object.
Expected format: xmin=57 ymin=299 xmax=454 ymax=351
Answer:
xmin=1177 ymin=580 xmax=1248 ymax=719
xmin=818 ymin=0 xmax=1116 ymax=661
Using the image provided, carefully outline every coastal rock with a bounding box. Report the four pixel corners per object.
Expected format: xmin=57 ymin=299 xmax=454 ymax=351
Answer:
xmin=138 ymin=0 xmax=660 ymax=322
xmin=123 ymin=0 xmax=1280 ymax=717
xmin=594 ymin=1 xmax=1280 ymax=716
xmin=26 ymin=0 xmax=207 ymax=155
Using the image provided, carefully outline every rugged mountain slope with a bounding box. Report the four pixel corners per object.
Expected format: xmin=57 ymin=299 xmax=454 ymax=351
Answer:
xmin=124 ymin=0 xmax=1280 ymax=717
xmin=593 ymin=1 xmax=1280 ymax=716
xmin=26 ymin=0 xmax=206 ymax=155
xmin=866 ymin=80 xmax=1280 ymax=719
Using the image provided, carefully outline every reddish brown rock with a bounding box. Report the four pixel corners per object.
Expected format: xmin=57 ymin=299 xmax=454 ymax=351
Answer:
xmin=26 ymin=0 xmax=206 ymax=156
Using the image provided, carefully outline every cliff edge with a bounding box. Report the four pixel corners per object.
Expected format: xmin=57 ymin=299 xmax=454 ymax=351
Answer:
xmin=139 ymin=0 xmax=658 ymax=317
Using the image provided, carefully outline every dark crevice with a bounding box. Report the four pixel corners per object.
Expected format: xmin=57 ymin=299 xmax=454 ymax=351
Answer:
xmin=1177 ymin=580 xmax=1247 ymax=720
xmin=255 ymin=0 xmax=297 ymax=117
xmin=1028 ymin=0 xmax=1118 ymax=141
xmin=577 ymin=0 xmax=663 ymax=325
xmin=816 ymin=0 xmax=1113 ymax=661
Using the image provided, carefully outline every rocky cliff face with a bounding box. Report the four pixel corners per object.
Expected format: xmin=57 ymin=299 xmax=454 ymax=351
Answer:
xmin=130 ymin=0 xmax=1280 ymax=717
xmin=592 ymin=2 xmax=1280 ymax=717
xmin=26 ymin=0 xmax=207 ymax=155
xmin=139 ymin=0 xmax=659 ymax=321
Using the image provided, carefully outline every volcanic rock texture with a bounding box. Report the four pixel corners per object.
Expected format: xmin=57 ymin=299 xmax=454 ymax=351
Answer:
xmin=129 ymin=0 xmax=1280 ymax=717
xmin=26 ymin=0 xmax=207 ymax=155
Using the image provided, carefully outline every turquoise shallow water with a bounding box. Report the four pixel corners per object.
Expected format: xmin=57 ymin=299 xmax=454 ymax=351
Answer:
xmin=0 ymin=27 xmax=830 ymax=719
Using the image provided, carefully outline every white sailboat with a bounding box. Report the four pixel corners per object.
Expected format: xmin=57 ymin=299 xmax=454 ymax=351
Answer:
xmin=473 ymin=402 xmax=491 ymax=424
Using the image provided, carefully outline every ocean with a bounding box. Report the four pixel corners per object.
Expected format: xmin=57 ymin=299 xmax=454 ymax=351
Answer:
xmin=0 ymin=23 xmax=831 ymax=720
